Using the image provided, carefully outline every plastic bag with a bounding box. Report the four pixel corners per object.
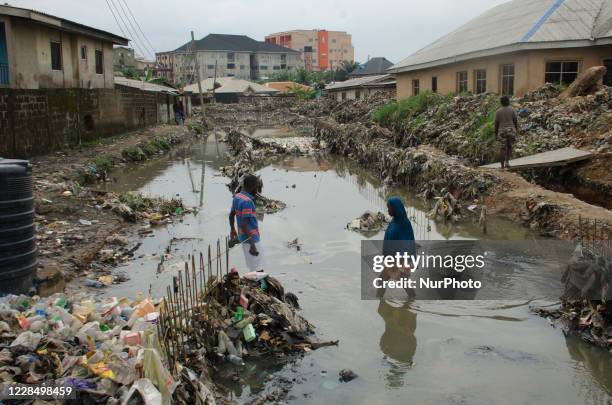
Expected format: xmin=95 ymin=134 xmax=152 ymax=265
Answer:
xmin=11 ymin=331 xmax=42 ymax=350
xmin=142 ymin=330 xmax=177 ymax=405
xmin=121 ymin=378 xmax=162 ymax=405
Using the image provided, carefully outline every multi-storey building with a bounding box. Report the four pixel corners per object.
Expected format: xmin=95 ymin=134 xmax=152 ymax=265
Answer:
xmin=265 ymin=30 xmax=354 ymax=72
xmin=155 ymin=34 xmax=301 ymax=84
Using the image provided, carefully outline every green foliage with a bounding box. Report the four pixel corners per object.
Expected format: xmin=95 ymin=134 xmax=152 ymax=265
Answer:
xmin=123 ymin=67 xmax=140 ymax=80
xmin=372 ymin=92 xmax=441 ymax=127
xmin=288 ymin=85 xmax=317 ymax=100
xmin=187 ymin=121 xmax=203 ymax=133
xmin=333 ymin=60 xmax=360 ymax=82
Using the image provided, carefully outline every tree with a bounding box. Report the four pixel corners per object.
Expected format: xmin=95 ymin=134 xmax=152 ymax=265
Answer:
xmin=334 ymin=60 xmax=360 ymax=82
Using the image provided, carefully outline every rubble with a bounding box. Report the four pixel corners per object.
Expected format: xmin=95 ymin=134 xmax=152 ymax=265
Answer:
xmin=347 ymin=211 xmax=388 ymax=234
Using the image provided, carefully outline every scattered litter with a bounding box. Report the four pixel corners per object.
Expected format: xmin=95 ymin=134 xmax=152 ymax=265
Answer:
xmin=338 ymin=369 xmax=358 ymax=382
xmin=347 ymin=211 xmax=388 ymax=234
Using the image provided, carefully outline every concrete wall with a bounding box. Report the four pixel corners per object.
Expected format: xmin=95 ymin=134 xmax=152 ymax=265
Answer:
xmin=1 ymin=16 xmax=115 ymax=89
xmin=395 ymin=45 xmax=612 ymax=99
xmin=0 ymin=87 xmax=178 ymax=158
xmin=328 ymin=86 xmax=396 ymax=102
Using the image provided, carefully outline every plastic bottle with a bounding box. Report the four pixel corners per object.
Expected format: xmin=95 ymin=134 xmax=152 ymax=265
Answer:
xmin=227 ymin=354 xmax=245 ymax=366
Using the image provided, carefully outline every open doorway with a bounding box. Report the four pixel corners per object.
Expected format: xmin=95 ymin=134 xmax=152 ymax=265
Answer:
xmin=604 ymin=59 xmax=612 ymax=86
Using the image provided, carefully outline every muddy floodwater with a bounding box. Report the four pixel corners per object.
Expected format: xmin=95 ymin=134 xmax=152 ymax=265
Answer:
xmin=102 ymin=133 xmax=612 ymax=404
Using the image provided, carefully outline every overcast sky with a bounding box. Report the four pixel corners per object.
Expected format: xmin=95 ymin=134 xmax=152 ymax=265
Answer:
xmin=10 ymin=0 xmax=508 ymax=63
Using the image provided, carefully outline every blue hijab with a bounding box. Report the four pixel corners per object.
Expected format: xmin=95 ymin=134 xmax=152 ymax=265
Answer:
xmin=383 ymin=197 xmax=416 ymax=255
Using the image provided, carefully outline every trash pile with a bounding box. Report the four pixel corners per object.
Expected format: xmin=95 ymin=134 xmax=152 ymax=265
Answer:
xmin=205 ymin=98 xmax=297 ymax=128
xmin=347 ymin=211 xmax=388 ymax=234
xmin=533 ymin=243 xmax=612 ymax=348
xmin=0 ymin=264 xmax=334 ymax=404
xmin=314 ymin=119 xmax=498 ymax=209
xmin=0 ymin=293 xmax=187 ymax=404
xmin=366 ymin=84 xmax=612 ymax=165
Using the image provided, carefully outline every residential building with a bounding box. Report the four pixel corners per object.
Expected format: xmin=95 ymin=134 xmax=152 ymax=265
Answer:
xmin=113 ymin=46 xmax=155 ymax=75
xmin=265 ymin=30 xmax=354 ymax=72
xmin=156 ymin=34 xmax=301 ymax=84
xmin=325 ymin=74 xmax=396 ymax=102
xmin=349 ymin=57 xmax=393 ymax=78
xmin=0 ymin=4 xmax=127 ymax=89
xmin=389 ymin=0 xmax=612 ymax=99
xmin=183 ymin=76 xmax=279 ymax=103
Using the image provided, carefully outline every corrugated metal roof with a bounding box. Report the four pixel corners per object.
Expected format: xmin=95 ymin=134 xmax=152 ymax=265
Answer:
xmin=0 ymin=4 xmax=128 ymax=45
xmin=115 ymin=77 xmax=179 ymax=94
xmin=325 ymin=74 xmax=395 ymax=90
xmin=390 ymin=0 xmax=612 ymax=73
xmin=183 ymin=77 xmax=279 ymax=95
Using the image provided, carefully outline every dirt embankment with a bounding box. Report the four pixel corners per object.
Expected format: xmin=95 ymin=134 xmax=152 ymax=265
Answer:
xmin=31 ymin=124 xmax=198 ymax=294
xmin=310 ymin=100 xmax=612 ymax=240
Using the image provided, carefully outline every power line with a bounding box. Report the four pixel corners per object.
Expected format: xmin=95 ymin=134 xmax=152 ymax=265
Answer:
xmin=107 ymin=0 xmax=148 ymax=60
xmin=115 ymin=0 xmax=155 ymax=60
xmin=120 ymin=0 xmax=157 ymax=57
xmin=105 ymin=0 xmax=128 ymax=39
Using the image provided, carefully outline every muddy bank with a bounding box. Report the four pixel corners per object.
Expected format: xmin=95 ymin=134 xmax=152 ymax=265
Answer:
xmin=31 ymin=124 xmax=200 ymax=295
xmin=313 ymin=118 xmax=612 ymax=240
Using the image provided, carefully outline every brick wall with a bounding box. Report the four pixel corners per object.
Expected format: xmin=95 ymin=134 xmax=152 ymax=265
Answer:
xmin=0 ymin=88 xmax=175 ymax=158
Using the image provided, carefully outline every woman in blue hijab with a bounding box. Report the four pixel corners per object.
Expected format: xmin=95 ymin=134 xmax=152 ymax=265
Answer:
xmin=384 ymin=197 xmax=415 ymax=252
xmin=378 ymin=197 xmax=416 ymax=299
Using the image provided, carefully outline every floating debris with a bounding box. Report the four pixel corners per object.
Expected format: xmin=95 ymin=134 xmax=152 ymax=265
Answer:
xmin=347 ymin=211 xmax=388 ymax=234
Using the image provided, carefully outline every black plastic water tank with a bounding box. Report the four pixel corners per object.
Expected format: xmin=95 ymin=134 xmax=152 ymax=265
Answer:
xmin=0 ymin=158 xmax=37 ymax=294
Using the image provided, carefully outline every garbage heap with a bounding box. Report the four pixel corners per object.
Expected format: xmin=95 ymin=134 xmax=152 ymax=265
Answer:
xmin=533 ymin=243 xmax=612 ymax=348
xmin=0 ymin=293 xmax=188 ymax=404
xmin=0 ymin=268 xmax=329 ymax=404
xmin=157 ymin=267 xmax=335 ymax=403
xmin=328 ymin=84 xmax=612 ymax=165
xmin=314 ymin=119 xmax=498 ymax=220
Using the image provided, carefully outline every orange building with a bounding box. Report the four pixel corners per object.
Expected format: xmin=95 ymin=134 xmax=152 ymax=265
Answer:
xmin=265 ymin=29 xmax=354 ymax=72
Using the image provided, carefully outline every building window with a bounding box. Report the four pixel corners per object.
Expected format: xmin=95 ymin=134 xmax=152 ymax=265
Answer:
xmin=500 ymin=63 xmax=515 ymax=95
xmin=80 ymin=45 xmax=87 ymax=60
xmin=227 ymin=63 xmax=236 ymax=69
xmin=432 ymin=77 xmax=438 ymax=93
xmin=95 ymin=49 xmax=103 ymax=74
xmin=260 ymin=65 xmax=268 ymax=70
xmin=355 ymin=90 xmax=361 ymax=99
xmin=474 ymin=69 xmax=487 ymax=94
xmin=545 ymin=61 xmax=580 ymax=86
xmin=341 ymin=92 xmax=346 ymax=101
xmin=456 ymin=71 xmax=468 ymax=93
xmin=227 ymin=52 xmax=235 ymax=63
xmin=273 ymin=66 xmax=280 ymax=70
xmin=412 ymin=79 xmax=420 ymax=96
xmin=50 ymin=41 xmax=62 ymax=70
xmin=207 ymin=65 xmax=215 ymax=69
xmin=281 ymin=64 xmax=287 ymax=69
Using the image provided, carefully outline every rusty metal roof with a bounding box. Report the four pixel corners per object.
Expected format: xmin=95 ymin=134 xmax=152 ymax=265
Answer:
xmin=390 ymin=0 xmax=612 ymax=74
xmin=0 ymin=4 xmax=128 ymax=45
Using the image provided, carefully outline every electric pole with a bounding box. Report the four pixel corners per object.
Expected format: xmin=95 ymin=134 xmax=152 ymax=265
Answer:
xmin=190 ymin=31 xmax=205 ymax=121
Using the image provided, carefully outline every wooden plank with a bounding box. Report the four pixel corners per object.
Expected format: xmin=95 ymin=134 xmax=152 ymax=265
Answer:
xmin=480 ymin=147 xmax=593 ymax=170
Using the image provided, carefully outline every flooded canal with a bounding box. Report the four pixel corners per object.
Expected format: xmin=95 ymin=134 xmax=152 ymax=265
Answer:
xmin=103 ymin=134 xmax=611 ymax=404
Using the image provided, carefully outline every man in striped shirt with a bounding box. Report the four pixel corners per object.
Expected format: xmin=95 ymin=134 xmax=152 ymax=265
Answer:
xmin=229 ymin=174 xmax=264 ymax=272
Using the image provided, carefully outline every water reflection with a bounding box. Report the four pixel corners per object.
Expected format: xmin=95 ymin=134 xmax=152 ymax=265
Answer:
xmin=565 ymin=336 xmax=612 ymax=399
xmin=377 ymin=299 xmax=417 ymax=389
